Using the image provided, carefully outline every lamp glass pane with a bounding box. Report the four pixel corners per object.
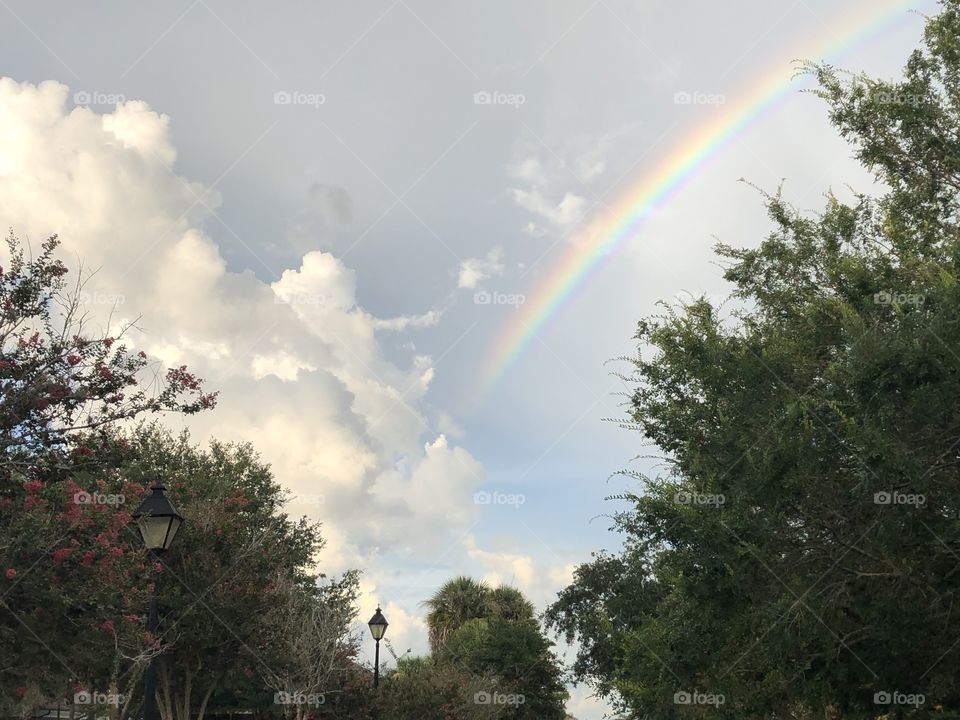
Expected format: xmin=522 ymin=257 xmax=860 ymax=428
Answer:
xmin=165 ymin=517 xmax=182 ymax=549
xmin=370 ymin=622 xmax=387 ymax=640
xmin=138 ymin=516 xmax=172 ymax=550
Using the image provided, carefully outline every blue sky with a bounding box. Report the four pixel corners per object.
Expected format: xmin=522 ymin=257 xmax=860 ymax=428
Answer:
xmin=0 ymin=1 xmax=937 ymax=715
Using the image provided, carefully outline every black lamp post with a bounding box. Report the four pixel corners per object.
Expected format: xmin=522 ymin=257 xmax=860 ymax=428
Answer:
xmin=132 ymin=480 xmax=183 ymax=720
xmin=367 ymin=605 xmax=388 ymax=688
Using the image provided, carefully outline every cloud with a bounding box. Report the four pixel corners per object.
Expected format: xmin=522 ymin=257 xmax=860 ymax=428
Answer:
xmin=307 ymin=182 xmax=353 ymax=225
xmin=0 ymin=83 xmax=610 ymax=719
xmin=371 ymin=310 xmax=441 ymax=332
xmin=506 ymin=126 xmax=640 ymax=239
xmin=457 ymin=247 xmax=505 ymax=289
xmin=0 ymin=76 xmax=482 ymax=582
xmin=510 ymin=187 xmax=587 ymax=232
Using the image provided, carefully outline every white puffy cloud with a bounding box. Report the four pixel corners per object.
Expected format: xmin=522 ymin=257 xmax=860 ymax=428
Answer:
xmin=0 ymin=81 xmax=608 ymax=719
xmin=457 ymin=247 xmax=505 ymax=289
xmin=510 ymin=187 xmax=587 ymax=231
xmin=0 ymin=76 xmax=483 ymax=579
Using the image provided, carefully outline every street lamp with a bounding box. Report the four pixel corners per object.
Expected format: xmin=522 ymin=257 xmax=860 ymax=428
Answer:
xmin=132 ymin=480 xmax=183 ymax=720
xmin=367 ymin=605 xmax=388 ymax=688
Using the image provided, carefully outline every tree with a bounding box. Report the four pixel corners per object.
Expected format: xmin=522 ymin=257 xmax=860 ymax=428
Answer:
xmin=423 ymin=576 xmax=494 ymax=653
xmin=0 ymin=234 xmax=215 ymax=711
xmin=422 ymin=578 xmax=567 ymax=719
xmin=440 ymin=619 xmax=568 ymax=720
xmin=116 ymin=425 xmax=354 ymax=720
xmin=549 ymin=3 xmax=960 ymax=718
xmin=260 ymin=571 xmax=360 ymax=720
xmin=368 ymin=655 xmax=507 ymax=720
xmin=487 ymin=586 xmax=535 ymax=624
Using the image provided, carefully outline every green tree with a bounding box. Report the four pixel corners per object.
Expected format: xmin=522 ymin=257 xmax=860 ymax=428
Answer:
xmin=369 ymin=655 xmax=506 ymax=720
xmin=423 ymin=576 xmax=493 ymax=652
xmin=423 ymin=578 xmax=568 ymax=719
xmin=487 ymin=586 xmax=535 ymax=624
xmin=441 ymin=618 xmax=568 ymax=720
xmin=549 ymin=2 xmax=960 ymax=718
xmin=114 ymin=424 xmax=356 ymax=720
xmin=0 ymin=234 xmax=215 ymax=712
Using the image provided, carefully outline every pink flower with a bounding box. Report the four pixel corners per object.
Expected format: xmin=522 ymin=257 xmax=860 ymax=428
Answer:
xmin=5 ymin=568 xmax=16 ymax=579
xmin=100 ymin=620 xmax=114 ymax=633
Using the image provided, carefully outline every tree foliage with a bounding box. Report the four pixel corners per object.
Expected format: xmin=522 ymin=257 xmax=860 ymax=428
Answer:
xmin=548 ymin=3 xmax=960 ymax=718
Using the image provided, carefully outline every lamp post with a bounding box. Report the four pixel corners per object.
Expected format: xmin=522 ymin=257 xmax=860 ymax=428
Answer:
xmin=132 ymin=480 xmax=183 ymax=720
xmin=367 ymin=606 xmax=388 ymax=688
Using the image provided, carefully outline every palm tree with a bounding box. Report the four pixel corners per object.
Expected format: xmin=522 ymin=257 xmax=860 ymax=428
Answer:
xmin=487 ymin=585 xmax=535 ymax=623
xmin=422 ymin=576 xmax=491 ymax=652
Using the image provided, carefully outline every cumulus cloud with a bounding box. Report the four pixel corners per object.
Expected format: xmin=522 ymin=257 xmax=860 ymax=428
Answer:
xmin=510 ymin=187 xmax=587 ymax=232
xmin=0 ymin=82 xmax=602 ymax=715
xmin=457 ymin=247 xmax=505 ymax=289
xmin=0 ymin=77 xmax=481 ymax=576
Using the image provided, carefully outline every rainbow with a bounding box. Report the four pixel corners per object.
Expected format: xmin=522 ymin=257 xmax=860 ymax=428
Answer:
xmin=480 ymin=0 xmax=921 ymax=391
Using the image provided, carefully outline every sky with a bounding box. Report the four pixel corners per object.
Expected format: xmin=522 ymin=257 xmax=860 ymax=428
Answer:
xmin=0 ymin=1 xmax=938 ymax=717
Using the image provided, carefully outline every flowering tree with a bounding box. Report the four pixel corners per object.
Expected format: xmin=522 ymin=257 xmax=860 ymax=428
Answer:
xmin=0 ymin=233 xmax=216 ymax=711
xmin=117 ymin=425 xmax=356 ymax=720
